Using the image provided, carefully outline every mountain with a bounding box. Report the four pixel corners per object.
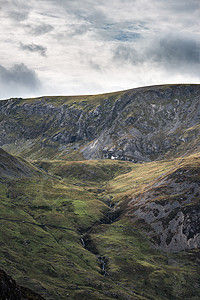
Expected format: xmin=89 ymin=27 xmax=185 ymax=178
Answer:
xmin=0 ymin=84 xmax=199 ymax=161
xmin=0 ymin=84 xmax=199 ymax=300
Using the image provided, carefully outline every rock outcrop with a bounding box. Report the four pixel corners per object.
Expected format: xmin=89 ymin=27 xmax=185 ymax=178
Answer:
xmin=0 ymin=268 xmax=45 ymax=300
xmin=127 ymin=157 xmax=200 ymax=251
xmin=0 ymin=84 xmax=199 ymax=161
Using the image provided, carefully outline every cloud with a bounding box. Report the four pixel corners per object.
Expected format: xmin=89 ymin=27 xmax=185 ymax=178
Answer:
xmin=113 ymin=33 xmax=200 ymax=75
xmin=157 ymin=0 xmax=200 ymax=13
xmin=20 ymin=43 xmax=47 ymax=57
xmin=28 ymin=24 xmax=54 ymax=36
xmin=113 ymin=45 xmax=140 ymax=63
xmin=88 ymin=60 xmax=102 ymax=71
xmin=149 ymin=34 xmax=200 ymax=67
xmin=8 ymin=10 xmax=29 ymax=22
xmin=2 ymin=0 xmax=31 ymax=22
xmin=0 ymin=0 xmax=199 ymax=99
xmin=70 ymin=24 xmax=91 ymax=37
xmin=0 ymin=63 xmax=41 ymax=99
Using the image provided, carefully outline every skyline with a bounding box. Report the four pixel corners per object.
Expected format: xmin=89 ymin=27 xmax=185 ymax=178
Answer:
xmin=0 ymin=0 xmax=200 ymax=99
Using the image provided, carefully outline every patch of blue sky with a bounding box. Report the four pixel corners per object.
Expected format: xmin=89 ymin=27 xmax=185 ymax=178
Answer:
xmin=114 ymin=32 xmax=140 ymax=42
xmin=102 ymin=23 xmax=115 ymax=30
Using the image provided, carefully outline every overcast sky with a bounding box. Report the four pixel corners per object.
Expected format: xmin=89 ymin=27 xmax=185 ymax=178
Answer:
xmin=0 ymin=0 xmax=200 ymax=99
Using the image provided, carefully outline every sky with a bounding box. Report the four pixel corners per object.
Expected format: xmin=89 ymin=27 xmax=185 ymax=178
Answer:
xmin=0 ymin=0 xmax=200 ymax=99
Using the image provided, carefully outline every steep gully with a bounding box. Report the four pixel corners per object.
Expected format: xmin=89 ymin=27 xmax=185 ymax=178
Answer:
xmin=79 ymin=195 xmax=121 ymax=276
xmin=0 ymin=196 xmax=122 ymax=276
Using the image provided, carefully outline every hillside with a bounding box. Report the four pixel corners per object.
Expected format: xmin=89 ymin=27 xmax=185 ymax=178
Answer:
xmin=0 ymin=148 xmax=40 ymax=180
xmin=127 ymin=152 xmax=200 ymax=252
xmin=0 ymin=267 xmax=45 ymax=300
xmin=0 ymin=84 xmax=199 ymax=300
xmin=0 ymin=84 xmax=200 ymax=161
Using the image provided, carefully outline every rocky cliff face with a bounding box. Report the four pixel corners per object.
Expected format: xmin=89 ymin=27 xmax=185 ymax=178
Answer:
xmin=0 ymin=268 xmax=45 ymax=300
xmin=0 ymin=85 xmax=200 ymax=299
xmin=0 ymin=84 xmax=200 ymax=161
xmin=127 ymin=155 xmax=200 ymax=252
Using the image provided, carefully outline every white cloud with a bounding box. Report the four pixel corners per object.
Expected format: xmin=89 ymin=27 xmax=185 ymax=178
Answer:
xmin=0 ymin=0 xmax=199 ymax=99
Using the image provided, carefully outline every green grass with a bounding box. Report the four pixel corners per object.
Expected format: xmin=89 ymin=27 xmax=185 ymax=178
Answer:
xmin=90 ymin=217 xmax=200 ymax=299
xmin=0 ymin=151 xmax=199 ymax=299
xmin=18 ymin=90 xmax=124 ymax=108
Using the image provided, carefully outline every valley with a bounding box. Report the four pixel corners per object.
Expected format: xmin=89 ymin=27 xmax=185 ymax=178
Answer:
xmin=0 ymin=84 xmax=199 ymax=299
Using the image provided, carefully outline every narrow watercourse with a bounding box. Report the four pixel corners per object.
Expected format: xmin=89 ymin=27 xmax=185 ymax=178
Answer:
xmin=79 ymin=196 xmax=121 ymax=276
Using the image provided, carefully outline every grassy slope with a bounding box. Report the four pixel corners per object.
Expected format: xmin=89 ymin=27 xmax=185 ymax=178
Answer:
xmin=0 ymin=152 xmax=199 ymax=299
xmin=90 ymin=153 xmax=200 ymax=299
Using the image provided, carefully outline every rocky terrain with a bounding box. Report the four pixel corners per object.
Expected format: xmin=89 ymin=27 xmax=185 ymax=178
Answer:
xmin=0 ymin=84 xmax=199 ymax=161
xmin=0 ymin=268 xmax=45 ymax=300
xmin=0 ymin=84 xmax=199 ymax=299
xmin=127 ymin=153 xmax=200 ymax=252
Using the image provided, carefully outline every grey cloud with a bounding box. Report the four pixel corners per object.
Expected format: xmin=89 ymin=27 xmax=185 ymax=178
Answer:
xmin=70 ymin=12 xmax=140 ymax=42
xmin=157 ymin=0 xmax=200 ymax=13
xmin=113 ymin=33 xmax=200 ymax=74
xmin=20 ymin=43 xmax=47 ymax=57
xmin=49 ymin=0 xmax=97 ymax=16
xmin=70 ymin=24 xmax=90 ymax=36
xmin=48 ymin=0 xmax=113 ymax=39
xmin=29 ymin=24 xmax=54 ymax=36
xmin=0 ymin=64 xmax=41 ymax=98
xmin=8 ymin=10 xmax=29 ymax=21
xmin=34 ymin=1 xmax=150 ymax=43
xmin=113 ymin=45 xmax=141 ymax=64
xmin=88 ymin=60 xmax=102 ymax=72
xmin=44 ymin=0 xmax=200 ymax=44
xmin=67 ymin=5 xmax=141 ymax=42
xmin=2 ymin=0 xmax=31 ymax=22
xmin=149 ymin=35 xmax=200 ymax=66
xmin=56 ymin=23 xmax=90 ymax=40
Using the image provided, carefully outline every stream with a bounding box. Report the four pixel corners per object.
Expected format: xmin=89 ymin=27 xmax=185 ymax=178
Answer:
xmin=79 ymin=198 xmax=121 ymax=276
xmin=80 ymin=232 xmax=108 ymax=276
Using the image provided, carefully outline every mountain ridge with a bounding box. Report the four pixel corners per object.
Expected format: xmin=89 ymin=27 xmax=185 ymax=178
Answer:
xmin=1 ymin=84 xmax=200 ymax=162
xmin=2 ymin=83 xmax=199 ymax=101
xmin=0 ymin=84 xmax=199 ymax=299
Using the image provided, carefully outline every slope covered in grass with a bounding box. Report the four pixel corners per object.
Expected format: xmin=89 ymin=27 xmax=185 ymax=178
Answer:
xmin=0 ymin=150 xmax=199 ymax=299
xmin=0 ymin=148 xmax=40 ymax=179
xmin=0 ymin=84 xmax=199 ymax=299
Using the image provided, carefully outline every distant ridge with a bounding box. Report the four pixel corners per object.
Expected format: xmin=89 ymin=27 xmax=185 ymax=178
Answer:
xmin=0 ymin=84 xmax=199 ymax=161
